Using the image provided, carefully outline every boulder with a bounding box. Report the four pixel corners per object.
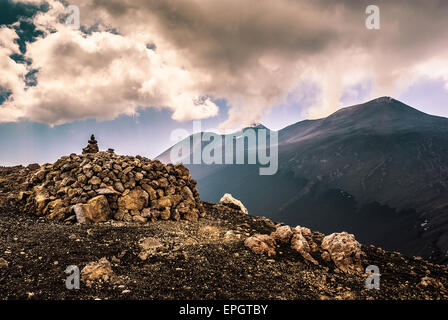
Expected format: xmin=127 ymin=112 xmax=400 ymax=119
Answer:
xmin=244 ymin=234 xmax=276 ymax=257
xmin=139 ymin=237 xmax=163 ymax=251
xmin=81 ymin=257 xmax=114 ymax=286
xmin=160 ymin=208 xmax=171 ymax=220
xmin=114 ymin=181 xmax=125 ymax=193
xmin=271 ymin=225 xmax=293 ymax=244
xmin=141 ymin=208 xmax=151 ymax=218
xmin=290 ymin=227 xmax=318 ymax=265
xmin=141 ymin=184 xmax=157 ymax=200
xmin=181 ymin=186 xmax=194 ymax=200
xmin=219 ymin=193 xmax=248 ymax=214
xmin=157 ymin=196 xmax=173 ymax=209
xmin=183 ymin=208 xmax=199 ymax=221
xmin=88 ymin=176 xmax=101 ymax=185
xmin=74 ymin=195 xmax=111 ymax=223
xmin=321 ymin=232 xmax=364 ymax=273
xmin=132 ymin=215 xmax=147 ymax=223
xmin=33 ymin=186 xmax=50 ymax=216
xmin=44 ymin=199 xmax=69 ymax=221
xmin=118 ymin=188 xmax=149 ymax=211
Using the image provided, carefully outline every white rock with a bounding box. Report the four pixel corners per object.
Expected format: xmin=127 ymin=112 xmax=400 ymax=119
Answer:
xmin=73 ymin=204 xmax=86 ymax=224
xmin=219 ymin=193 xmax=248 ymax=214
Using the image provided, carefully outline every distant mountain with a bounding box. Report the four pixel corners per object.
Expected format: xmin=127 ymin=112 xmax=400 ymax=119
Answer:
xmin=158 ymin=97 xmax=448 ymax=263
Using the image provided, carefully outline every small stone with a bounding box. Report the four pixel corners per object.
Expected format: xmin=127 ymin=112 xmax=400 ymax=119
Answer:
xmin=0 ymin=258 xmax=9 ymax=268
xmin=419 ymin=276 xmax=446 ymax=291
xmin=89 ymin=176 xmax=101 ymax=185
xmin=114 ymin=181 xmax=125 ymax=193
xmin=95 ymin=186 xmax=117 ymax=195
xmin=132 ymin=215 xmax=147 ymax=223
xmin=183 ymin=209 xmax=199 ymax=221
xmin=123 ymin=167 xmax=133 ymax=175
xmin=160 ymin=208 xmax=171 ymax=220
xmin=141 ymin=208 xmax=151 ymax=218
xmin=135 ymin=172 xmax=144 ymax=181
xmin=81 ymin=257 xmax=114 ymax=285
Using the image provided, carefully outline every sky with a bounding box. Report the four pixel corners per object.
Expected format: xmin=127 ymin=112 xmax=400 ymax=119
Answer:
xmin=0 ymin=0 xmax=447 ymax=165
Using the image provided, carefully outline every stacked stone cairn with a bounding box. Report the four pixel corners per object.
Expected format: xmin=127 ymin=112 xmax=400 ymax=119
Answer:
xmin=21 ymin=136 xmax=205 ymax=224
xmin=83 ymin=134 xmax=100 ymax=154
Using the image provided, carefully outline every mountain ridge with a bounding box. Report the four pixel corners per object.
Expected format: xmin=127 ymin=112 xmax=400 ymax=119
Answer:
xmin=158 ymin=97 xmax=448 ymax=263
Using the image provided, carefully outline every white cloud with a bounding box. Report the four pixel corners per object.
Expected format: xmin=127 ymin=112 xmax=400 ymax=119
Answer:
xmin=1 ymin=0 xmax=219 ymax=125
xmin=1 ymin=0 xmax=448 ymax=128
xmin=0 ymin=27 xmax=28 ymax=121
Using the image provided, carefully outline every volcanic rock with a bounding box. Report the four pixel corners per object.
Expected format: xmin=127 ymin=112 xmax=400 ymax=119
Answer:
xmin=138 ymin=237 xmax=163 ymax=260
xmin=419 ymin=276 xmax=446 ymax=292
xmin=244 ymin=234 xmax=276 ymax=257
xmin=81 ymin=257 xmax=114 ymax=286
xmin=74 ymin=195 xmax=111 ymax=223
xmin=321 ymin=232 xmax=364 ymax=274
xmin=219 ymin=193 xmax=248 ymax=214
xmin=0 ymin=258 xmax=8 ymax=268
xmin=290 ymin=226 xmax=319 ymax=265
xmin=271 ymin=225 xmax=293 ymax=244
xmin=118 ymin=189 xmax=149 ymax=211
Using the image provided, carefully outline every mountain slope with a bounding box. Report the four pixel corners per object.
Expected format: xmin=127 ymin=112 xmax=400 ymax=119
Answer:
xmin=158 ymin=97 xmax=448 ymax=263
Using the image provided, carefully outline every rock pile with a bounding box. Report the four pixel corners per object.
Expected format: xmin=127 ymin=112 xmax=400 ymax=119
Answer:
xmin=21 ymin=136 xmax=205 ymax=224
xmin=245 ymin=225 xmax=365 ymax=273
xmin=0 ymin=164 xmax=40 ymax=209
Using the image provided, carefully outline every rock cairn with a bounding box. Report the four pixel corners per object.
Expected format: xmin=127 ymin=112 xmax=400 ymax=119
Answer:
xmin=82 ymin=135 xmax=100 ymax=154
xmin=21 ymin=136 xmax=205 ymax=224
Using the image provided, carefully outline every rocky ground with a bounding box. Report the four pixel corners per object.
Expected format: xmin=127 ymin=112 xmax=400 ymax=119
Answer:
xmin=1 ymin=196 xmax=448 ymax=300
xmin=1 ymin=159 xmax=448 ymax=300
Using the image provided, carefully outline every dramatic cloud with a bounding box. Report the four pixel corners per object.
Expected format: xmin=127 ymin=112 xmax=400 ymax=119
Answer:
xmin=1 ymin=0 xmax=448 ymax=129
